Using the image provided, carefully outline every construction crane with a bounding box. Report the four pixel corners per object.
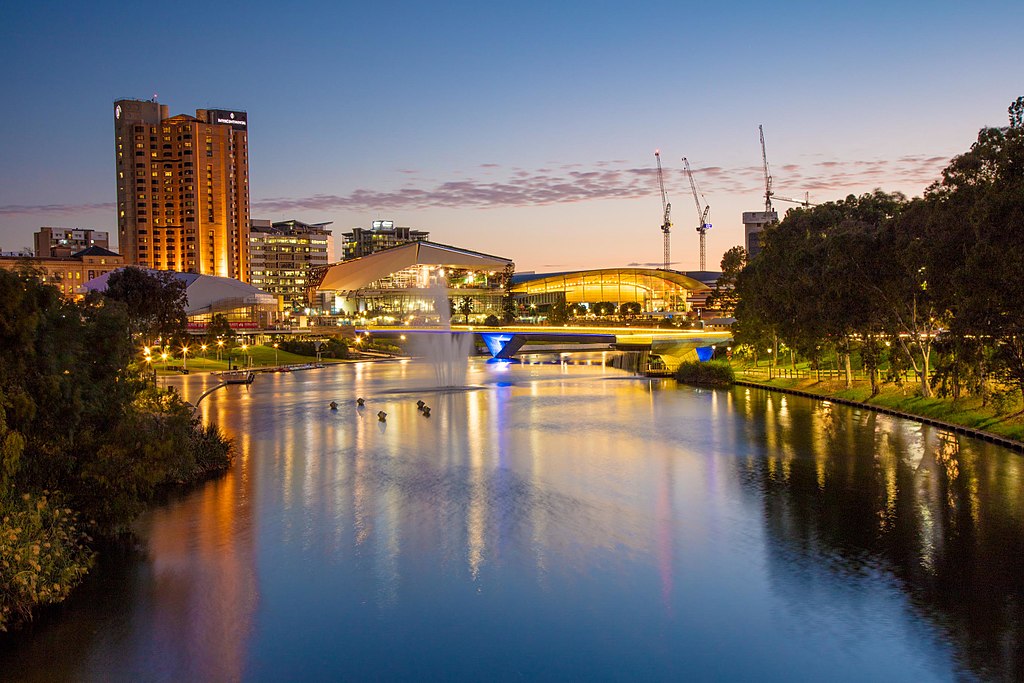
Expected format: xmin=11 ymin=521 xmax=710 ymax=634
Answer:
xmin=682 ymin=157 xmax=712 ymax=270
xmin=759 ymin=124 xmax=773 ymax=213
xmin=773 ymin=192 xmax=818 ymax=207
xmin=655 ymin=150 xmax=672 ymax=271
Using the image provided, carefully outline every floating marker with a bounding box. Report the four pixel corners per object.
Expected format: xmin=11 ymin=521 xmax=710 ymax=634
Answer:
xmin=356 ymin=397 xmax=365 ymax=406
xmin=377 ymin=410 xmax=387 ymax=421
xmin=329 ymin=401 xmax=338 ymax=410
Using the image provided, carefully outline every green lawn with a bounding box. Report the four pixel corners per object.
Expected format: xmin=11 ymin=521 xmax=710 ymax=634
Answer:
xmin=147 ymin=344 xmax=338 ymax=375
xmin=732 ymin=362 xmax=1024 ymax=442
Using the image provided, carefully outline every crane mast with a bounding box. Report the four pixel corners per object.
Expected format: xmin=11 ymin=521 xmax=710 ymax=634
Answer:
xmin=655 ymin=150 xmax=672 ymax=270
xmin=682 ymin=157 xmax=712 ymax=270
xmin=759 ymin=124 xmax=774 ymax=213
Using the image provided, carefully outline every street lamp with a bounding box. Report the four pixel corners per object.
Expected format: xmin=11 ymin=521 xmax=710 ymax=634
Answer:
xmin=241 ymin=343 xmax=249 ymax=368
xmin=217 ymin=338 xmax=225 ymax=361
xmin=161 ymin=351 xmax=169 ymax=372
xmin=181 ymin=344 xmax=189 ymax=371
xmin=273 ymin=342 xmax=279 ymax=366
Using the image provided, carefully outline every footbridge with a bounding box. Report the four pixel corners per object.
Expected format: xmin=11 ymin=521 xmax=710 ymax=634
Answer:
xmin=360 ymin=326 xmax=733 ymax=366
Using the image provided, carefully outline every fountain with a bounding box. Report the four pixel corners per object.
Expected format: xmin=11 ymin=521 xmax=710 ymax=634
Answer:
xmin=411 ymin=279 xmax=475 ymax=388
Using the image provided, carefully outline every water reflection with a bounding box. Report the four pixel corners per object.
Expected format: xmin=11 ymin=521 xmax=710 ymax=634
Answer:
xmin=1 ymin=360 xmax=1022 ymax=681
xmin=732 ymin=389 xmax=1024 ymax=681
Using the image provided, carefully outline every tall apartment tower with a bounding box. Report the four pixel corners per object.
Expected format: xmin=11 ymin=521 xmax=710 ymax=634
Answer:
xmin=113 ymin=99 xmax=250 ymax=280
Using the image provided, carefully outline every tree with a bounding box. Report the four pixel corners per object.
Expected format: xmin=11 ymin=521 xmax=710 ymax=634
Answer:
xmin=101 ymin=267 xmax=187 ymax=344
xmin=205 ymin=313 xmax=236 ymax=346
xmin=594 ymin=301 xmax=617 ymax=316
xmin=458 ymin=296 xmax=474 ymax=324
xmin=707 ymin=246 xmax=746 ymax=312
xmin=921 ymin=96 xmax=1024 ymax=399
xmin=500 ymin=263 xmax=517 ymax=324
xmin=620 ymin=302 xmax=642 ymax=317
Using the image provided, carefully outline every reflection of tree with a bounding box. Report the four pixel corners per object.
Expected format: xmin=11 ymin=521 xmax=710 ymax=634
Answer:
xmin=731 ymin=388 xmax=1024 ymax=680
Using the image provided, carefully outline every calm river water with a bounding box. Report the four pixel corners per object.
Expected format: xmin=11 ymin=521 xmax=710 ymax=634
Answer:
xmin=2 ymin=357 xmax=1023 ymax=681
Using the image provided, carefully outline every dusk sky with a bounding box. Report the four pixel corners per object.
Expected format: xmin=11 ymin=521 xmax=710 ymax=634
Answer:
xmin=1 ymin=1 xmax=1020 ymax=272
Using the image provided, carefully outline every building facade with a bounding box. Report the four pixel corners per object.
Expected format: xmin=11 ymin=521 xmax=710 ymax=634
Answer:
xmin=742 ymin=210 xmax=777 ymax=259
xmin=249 ymin=219 xmax=333 ymax=308
xmin=341 ymin=220 xmax=429 ymax=260
xmin=113 ymin=99 xmax=250 ymax=280
xmin=35 ymin=227 xmax=110 ymax=257
xmin=0 ymin=247 xmax=125 ymax=299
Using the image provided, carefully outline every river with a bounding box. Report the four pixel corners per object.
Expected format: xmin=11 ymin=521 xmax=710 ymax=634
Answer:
xmin=1 ymin=356 xmax=1022 ymax=681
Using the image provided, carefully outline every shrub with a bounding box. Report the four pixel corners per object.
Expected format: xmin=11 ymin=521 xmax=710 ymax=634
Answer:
xmin=278 ymin=337 xmax=349 ymax=359
xmin=0 ymin=491 xmax=94 ymax=631
xmin=484 ymin=314 xmax=501 ymax=327
xmin=675 ymin=360 xmax=735 ymax=388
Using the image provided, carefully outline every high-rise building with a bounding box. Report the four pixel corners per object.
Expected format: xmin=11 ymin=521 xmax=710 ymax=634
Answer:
xmin=249 ymin=219 xmax=333 ymax=308
xmin=113 ymin=98 xmax=250 ymax=280
xmin=341 ymin=220 xmax=429 ymax=260
xmin=35 ymin=227 xmax=110 ymax=258
xmin=742 ymin=210 xmax=777 ymax=259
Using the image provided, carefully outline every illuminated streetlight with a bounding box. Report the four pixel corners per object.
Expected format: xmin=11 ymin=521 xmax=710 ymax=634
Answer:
xmin=273 ymin=341 xmax=279 ymax=365
xmin=181 ymin=344 xmax=189 ymax=371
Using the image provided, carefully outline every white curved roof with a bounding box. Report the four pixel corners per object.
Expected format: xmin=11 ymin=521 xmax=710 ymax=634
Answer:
xmin=318 ymin=240 xmax=512 ymax=292
xmin=84 ymin=268 xmax=276 ymax=314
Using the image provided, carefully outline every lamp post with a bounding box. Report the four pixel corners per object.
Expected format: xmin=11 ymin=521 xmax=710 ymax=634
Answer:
xmin=161 ymin=351 xmax=169 ymax=374
xmin=241 ymin=343 xmax=249 ymax=368
xmin=273 ymin=342 xmax=279 ymax=366
xmin=181 ymin=344 xmax=189 ymax=372
xmin=217 ymin=338 xmax=225 ymax=362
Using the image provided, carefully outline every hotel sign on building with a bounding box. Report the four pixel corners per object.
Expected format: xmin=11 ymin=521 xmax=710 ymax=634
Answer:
xmin=209 ymin=110 xmax=247 ymax=128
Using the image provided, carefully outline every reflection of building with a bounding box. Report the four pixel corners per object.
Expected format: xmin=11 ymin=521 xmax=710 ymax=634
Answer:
xmin=85 ymin=269 xmax=279 ymax=330
xmin=113 ymin=98 xmax=250 ymax=280
xmin=35 ymin=227 xmax=110 ymax=257
xmin=341 ymin=220 xmax=429 ymax=260
xmin=0 ymin=247 xmax=125 ymax=299
xmin=311 ymin=240 xmax=511 ymax=322
xmin=742 ymin=211 xmax=777 ymax=258
xmin=512 ymin=268 xmax=709 ymax=314
xmin=249 ymin=219 xmax=333 ymax=308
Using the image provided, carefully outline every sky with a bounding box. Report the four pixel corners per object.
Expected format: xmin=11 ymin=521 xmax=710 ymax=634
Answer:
xmin=1 ymin=1 xmax=1021 ymax=272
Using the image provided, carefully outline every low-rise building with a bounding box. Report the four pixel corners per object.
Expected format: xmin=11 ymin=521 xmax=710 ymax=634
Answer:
xmin=35 ymin=227 xmax=110 ymax=258
xmin=0 ymin=246 xmax=125 ymax=299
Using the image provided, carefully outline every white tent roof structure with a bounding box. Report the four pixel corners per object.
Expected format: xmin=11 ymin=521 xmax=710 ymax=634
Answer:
xmin=317 ymin=241 xmax=512 ymax=292
xmin=84 ymin=269 xmax=276 ymax=314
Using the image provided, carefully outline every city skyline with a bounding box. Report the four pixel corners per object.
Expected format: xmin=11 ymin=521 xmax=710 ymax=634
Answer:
xmin=1 ymin=1 xmax=1021 ymax=272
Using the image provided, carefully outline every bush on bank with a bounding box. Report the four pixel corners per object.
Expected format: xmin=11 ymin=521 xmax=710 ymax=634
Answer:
xmin=0 ymin=492 xmax=94 ymax=632
xmin=277 ymin=337 xmax=350 ymax=359
xmin=0 ymin=268 xmax=233 ymax=630
xmin=675 ymin=360 xmax=735 ymax=388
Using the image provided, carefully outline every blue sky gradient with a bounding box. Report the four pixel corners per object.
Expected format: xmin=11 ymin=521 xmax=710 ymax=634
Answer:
xmin=1 ymin=1 xmax=1021 ymax=270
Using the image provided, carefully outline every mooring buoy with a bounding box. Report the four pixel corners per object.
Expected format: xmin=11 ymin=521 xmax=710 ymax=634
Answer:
xmin=422 ymin=407 xmax=431 ymax=417
xmin=329 ymin=401 xmax=338 ymax=410
xmin=356 ymin=397 xmax=365 ymax=406
xmin=377 ymin=410 xmax=387 ymax=421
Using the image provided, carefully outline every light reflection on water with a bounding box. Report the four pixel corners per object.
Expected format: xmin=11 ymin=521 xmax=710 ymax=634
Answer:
xmin=1 ymin=357 xmax=1023 ymax=681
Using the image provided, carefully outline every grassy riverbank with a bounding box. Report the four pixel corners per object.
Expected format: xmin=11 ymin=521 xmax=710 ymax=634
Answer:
xmin=733 ymin=363 xmax=1024 ymax=443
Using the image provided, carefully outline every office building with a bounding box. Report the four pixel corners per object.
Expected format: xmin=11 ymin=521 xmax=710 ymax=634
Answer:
xmin=113 ymin=98 xmax=250 ymax=280
xmin=35 ymin=227 xmax=110 ymax=258
xmin=249 ymin=219 xmax=333 ymax=308
xmin=341 ymin=220 xmax=428 ymax=260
